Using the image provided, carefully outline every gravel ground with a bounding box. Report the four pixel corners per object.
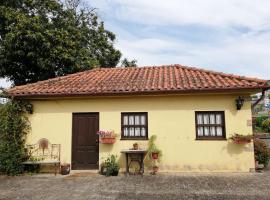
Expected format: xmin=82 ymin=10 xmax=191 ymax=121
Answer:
xmin=0 ymin=172 xmax=270 ymax=200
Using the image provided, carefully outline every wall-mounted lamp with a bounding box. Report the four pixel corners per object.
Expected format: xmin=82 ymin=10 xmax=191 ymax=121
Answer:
xmin=236 ymin=96 xmax=245 ymax=110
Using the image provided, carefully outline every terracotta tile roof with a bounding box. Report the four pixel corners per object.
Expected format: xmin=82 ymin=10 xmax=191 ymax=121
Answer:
xmin=6 ymin=65 xmax=270 ymax=98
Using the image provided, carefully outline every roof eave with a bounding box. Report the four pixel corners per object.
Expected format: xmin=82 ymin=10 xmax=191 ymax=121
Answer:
xmin=6 ymin=86 xmax=270 ymax=99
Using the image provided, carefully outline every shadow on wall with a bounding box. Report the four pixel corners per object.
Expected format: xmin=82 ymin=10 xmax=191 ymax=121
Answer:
xmin=99 ymin=144 xmax=126 ymax=168
xmin=228 ymin=107 xmax=238 ymax=117
xmin=99 ymin=143 xmax=152 ymax=171
xmin=99 ymin=144 xmax=114 ymax=160
xmin=31 ymin=95 xmax=240 ymax=114
xmin=225 ymin=142 xmax=253 ymax=155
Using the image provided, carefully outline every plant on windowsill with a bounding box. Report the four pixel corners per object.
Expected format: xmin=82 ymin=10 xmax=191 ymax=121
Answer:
xmin=229 ymin=133 xmax=253 ymax=144
xmin=146 ymin=135 xmax=162 ymax=174
xmin=97 ymin=130 xmax=117 ymax=144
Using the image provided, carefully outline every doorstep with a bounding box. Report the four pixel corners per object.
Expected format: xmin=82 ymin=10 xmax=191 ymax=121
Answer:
xmin=70 ymin=170 xmax=99 ymax=174
xmin=65 ymin=170 xmax=100 ymax=178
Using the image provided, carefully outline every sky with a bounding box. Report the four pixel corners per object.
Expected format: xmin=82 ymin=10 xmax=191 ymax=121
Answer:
xmin=1 ymin=0 xmax=270 ymax=88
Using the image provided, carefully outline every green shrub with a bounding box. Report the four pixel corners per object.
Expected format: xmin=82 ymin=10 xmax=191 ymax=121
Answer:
xmin=255 ymin=126 xmax=264 ymax=133
xmin=101 ymin=155 xmax=119 ymax=176
xmin=254 ymin=139 xmax=270 ymax=167
xmin=255 ymin=116 xmax=268 ymax=128
xmin=0 ymin=100 xmax=31 ymax=175
xmin=262 ymin=118 xmax=270 ymax=133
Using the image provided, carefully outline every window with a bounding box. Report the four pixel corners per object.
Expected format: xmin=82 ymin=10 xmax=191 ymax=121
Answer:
xmin=121 ymin=112 xmax=148 ymax=139
xmin=195 ymin=111 xmax=226 ymax=140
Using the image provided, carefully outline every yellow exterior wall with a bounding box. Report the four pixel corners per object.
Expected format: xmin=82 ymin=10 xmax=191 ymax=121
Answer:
xmin=28 ymin=94 xmax=255 ymax=172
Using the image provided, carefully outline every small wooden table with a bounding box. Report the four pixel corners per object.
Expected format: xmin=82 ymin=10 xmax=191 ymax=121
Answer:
xmin=121 ymin=149 xmax=147 ymax=175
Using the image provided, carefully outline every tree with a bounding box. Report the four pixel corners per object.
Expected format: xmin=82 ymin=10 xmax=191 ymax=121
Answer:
xmin=0 ymin=0 xmax=122 ymax=85
xmin=0 ymin=100 xmax=31 ymax=175
xmin=121 ymin=58 xmax=137 ymax=68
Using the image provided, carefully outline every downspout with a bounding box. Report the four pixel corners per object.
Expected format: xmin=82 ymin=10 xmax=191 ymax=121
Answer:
xmin=250 ymin=82 xmax=269 ymax=171
xmin=251 ymin=89 xmax=267 ymax=110
xmin=251 ymin=88 xmax=267 ymax=171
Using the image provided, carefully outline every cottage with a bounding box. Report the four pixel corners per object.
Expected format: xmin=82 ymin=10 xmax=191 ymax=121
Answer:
xmin=7 ymin=65 xmax=270 ymax=172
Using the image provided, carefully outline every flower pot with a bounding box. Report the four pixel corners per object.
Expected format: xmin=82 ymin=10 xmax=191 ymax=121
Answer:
xmin=255 ymin=161 xmax=264 ymax=171
xmin=152 ymin=152 xmax=159 ymax=160
xmin=60 ymin=163 xmax=70 ymax=175
xmin=111 ymin=170 xmax=119 ymax=176
xmin=233 ymin=138 xmax=251 ymax=144
xmin=100 ymin=137 xmax=116 ymax=144
xmin=133 ymin=143 xmax=139 ymax=150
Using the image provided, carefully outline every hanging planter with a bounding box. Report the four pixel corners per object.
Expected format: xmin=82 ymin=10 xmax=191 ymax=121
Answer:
xmin=233 ymin=138 xmax=252 ymax=144
xmin=147 ymin=135 xmax=163 ymax=175
xmin=100 ymin=137 xmax=116 ymax=144
xmin=147 ymin=135 xmax=162 ymax=162
xmin=97 ymin=130 xmax=117 ymax=144
xmin=229 ymin=134 xmax=253 ymax=144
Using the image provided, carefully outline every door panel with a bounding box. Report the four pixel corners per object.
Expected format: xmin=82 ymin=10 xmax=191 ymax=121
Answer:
xmin=72 ymin=113 xmax=99 ymax=170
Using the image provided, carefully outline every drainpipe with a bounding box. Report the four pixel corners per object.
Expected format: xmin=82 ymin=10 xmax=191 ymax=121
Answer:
xmin=251 ymin=89 xmax=267 ymax=110
xmin=251 ymin=88 xmax=268 ymax=172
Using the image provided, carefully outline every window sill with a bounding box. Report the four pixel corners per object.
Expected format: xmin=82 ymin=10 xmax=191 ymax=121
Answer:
xmin=120 ymin=138 xmax=149 ymax=141
xmin=195 ymin=138 xmax=227 ymax=141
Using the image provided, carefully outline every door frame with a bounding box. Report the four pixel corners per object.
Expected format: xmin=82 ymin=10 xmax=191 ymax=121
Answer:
xmin=71 ymin=112 xmax=99 ymax=170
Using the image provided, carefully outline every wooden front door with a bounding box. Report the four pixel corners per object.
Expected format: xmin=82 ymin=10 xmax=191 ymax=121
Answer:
xmin=72 ymin=113 xmax=99 ymax=170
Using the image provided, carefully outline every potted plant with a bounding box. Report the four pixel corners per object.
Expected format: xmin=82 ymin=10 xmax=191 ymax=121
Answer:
xmin=97 ymin=130 xmax=117 ymax=144
xmin=60 ymin=163 xmax=70 ymax=175
xmin=229 ymin=133 xmax=253 ymax=144
xmin=254 ymin=139 xmax=270 ymax=171
xmin=100 ymin=155 xmax=120 ymax=176
xmin=152 ymin=165 xmax=159 ymax=174
xmin=147 ymin=135 xmax=162 ymax=174
xmin=147 ymin=135 xmax=162 ymax=161
xmin=133 ymin=143 xmax=139 ymax=150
